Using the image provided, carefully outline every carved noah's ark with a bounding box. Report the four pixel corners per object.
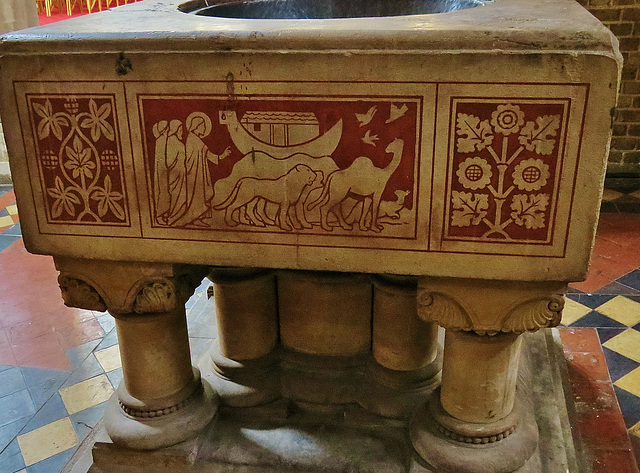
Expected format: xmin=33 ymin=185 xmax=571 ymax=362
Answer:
xmin=0 ymin=0 xmax=621 ymax=471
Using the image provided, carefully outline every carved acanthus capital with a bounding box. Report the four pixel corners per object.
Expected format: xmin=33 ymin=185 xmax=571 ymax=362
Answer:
xmin=133 ymin=273 xmax=203 ymax=314
xmin=58 ymin=275 xmax=107 ymax=312
xmin=417 ymin=278 xmax=567 ymax=335
xmin=54 ymin=257 xmax=206 ymax=316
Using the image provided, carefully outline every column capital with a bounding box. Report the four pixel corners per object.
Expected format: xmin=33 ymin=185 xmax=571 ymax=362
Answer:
xmin=417 ymin=278 xmax=567 ymax=335
xmin=54 ymin=256 xmax=207 ymax=316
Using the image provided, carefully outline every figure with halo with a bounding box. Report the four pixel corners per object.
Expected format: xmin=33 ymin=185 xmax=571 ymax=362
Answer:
xmin=170 ymin=112 xmax=231 ymax=227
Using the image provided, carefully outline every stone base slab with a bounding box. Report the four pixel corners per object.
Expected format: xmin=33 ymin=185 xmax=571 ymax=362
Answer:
xmin=84 ymin=329 xmax=579 ymax=473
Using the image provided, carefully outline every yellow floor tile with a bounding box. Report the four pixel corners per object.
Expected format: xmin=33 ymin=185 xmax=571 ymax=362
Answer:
xmin=615 ymin=367 xmax=640 ymax=398
xmin=17 ymin=417 xmax=77 ymax=466
xmin=596 ymin=296 xmax=640 ymax=327
xmin=562 ymin=298 xmax=592 ymax=325
xmin=0 ymin=215 xmax=13 ymax=227
xmin=6 ymin=204 xmax=18 ymax=215
xmin=59 ymin=374 xmax=114 ymax=415
xmin=95 ymin=345 xmax=121 ymax=372
xmin=604 ymin=329 xmax=640 ymax=363
xmin=630 ymin=420 xmax=640 ymax=437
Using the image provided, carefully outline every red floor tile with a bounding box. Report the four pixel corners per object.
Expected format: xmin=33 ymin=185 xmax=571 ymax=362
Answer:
xmin=11 ymin=332 xmax=70 ymax=370
xmin=0 ymin=345 xmax=16 ymax=365
xmin=560 ymin=327 xmax=603 ymax=354
xmin=592 ymin=449 xmax=640 ymax=473
xmin=0 ymin=190 xmax=16 ymax=209
xmin=56 ymin=318 xmax=104 ymax=347
xmin=566 ymin=351 xmax=612 ymax=384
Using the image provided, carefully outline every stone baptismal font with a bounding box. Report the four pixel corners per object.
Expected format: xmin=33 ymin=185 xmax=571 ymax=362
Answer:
xmin=0 ymin=0 xmax=621 ymax=471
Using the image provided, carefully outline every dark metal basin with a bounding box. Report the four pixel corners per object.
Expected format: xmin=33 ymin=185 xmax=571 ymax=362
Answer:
xmin=181 ymin=0 xmax=488 ymax=19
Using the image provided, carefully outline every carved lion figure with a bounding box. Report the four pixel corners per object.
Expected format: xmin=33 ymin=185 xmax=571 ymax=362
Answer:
xmin=214 ymin=164 xmax=320 ymax=231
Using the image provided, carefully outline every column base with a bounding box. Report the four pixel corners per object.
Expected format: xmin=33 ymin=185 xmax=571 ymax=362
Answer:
xmin=358 ymin=353 xmax=442 ymax=419
xmin=409 ymin=389 xmax=538 ymax=473
xmin=104 ymin=368 xmax=219 ymax=450
xmin=280 ymin=347 xmax=368 ymax=406
xmin=200 ymin=341 xmax=281 ymax=407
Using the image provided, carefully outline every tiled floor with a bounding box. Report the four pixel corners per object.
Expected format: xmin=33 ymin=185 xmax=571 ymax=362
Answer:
xmin=0 ymin=182 xmax=639 ymax=472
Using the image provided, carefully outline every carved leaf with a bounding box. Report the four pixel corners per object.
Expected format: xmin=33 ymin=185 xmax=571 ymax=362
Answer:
xmin=456 ymin=114 xmax=494 ymax=152
xmin=518 ymin=115 xmax=560 ymax=155
xmin=451 ymin=191 xmax=488 ymax=227
xmin=502 ymin=295 xmax=565 ymax=333
xmin=417 ymin=291 xmax=473 ymax=331
xmin=58 ymin=275 xmax=106 ymax=312
xmin=47 ymin=176 xmax=80 ymax=218
xmin=510 ymin=193 xmax=549 ymax=229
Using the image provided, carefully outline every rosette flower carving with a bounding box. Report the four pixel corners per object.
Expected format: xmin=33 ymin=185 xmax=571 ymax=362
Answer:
xmin=512 ymin=158 xmax=550 ymax=192
xmin=456 ymin=157 xmax=492 ymax=190
xmin=491 ymin=104 xmax=525 ymax=135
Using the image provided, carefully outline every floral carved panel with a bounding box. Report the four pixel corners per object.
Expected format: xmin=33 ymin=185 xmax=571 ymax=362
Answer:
xmin=26 ymin=95 xmax=130 ymax=226
xmin=443 ymin=99 xmax=568 ymax=244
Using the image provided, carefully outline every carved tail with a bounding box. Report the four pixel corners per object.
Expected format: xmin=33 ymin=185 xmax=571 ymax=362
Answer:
xmin=307 ymin=172 xmax=334 ymax=211
xmin=213 ymin=179 xmax=243 ymax=210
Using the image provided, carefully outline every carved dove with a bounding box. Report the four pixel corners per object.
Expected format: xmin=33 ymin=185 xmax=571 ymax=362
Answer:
xmin=355 ymin=105 xmax=377 ymax=127
xmin=386 ymin=103 xmax=408 ymax=124
xmin=361 ymin=129 xmax=379 ymax=146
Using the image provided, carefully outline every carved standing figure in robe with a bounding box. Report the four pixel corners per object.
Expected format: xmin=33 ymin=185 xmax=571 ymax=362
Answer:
xmin=171 ymin=112 xmax=231 ymax=227
xmin=152 ymin=120 xmax=170 ymax=225
xmin=165 ymin=120 xmax=188 ymax=225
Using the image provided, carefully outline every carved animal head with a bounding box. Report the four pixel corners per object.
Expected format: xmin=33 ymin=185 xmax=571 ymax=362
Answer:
xmin=292 ymin=164 xmax=316 ymax=185
xmin=394 ymin=189 xmax=410 ymax=201
xmin=385 ymin=138 xmax=405 ymax=154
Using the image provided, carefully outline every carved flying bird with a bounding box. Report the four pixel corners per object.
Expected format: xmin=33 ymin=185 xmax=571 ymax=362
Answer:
xmin=361 ymin=129 xmax=379 ymax=146
xmin=355 ymin=105 xmax=377 ymax=127
xmin=386 ymin=103 xmax=408 ymax=124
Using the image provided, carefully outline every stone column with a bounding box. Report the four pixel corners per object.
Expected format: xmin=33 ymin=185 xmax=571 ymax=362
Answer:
xmin=278 ymin=270 xmax=372 ymax=407
xmin=55 ymin=258 xmax=218 ymax=450
xmin=410 ymin=278 xmax=566 ymax=473
xmin=201 ymin=268 xmax=280 ymax=406
xmin=358 ymin=275 xmax=441 ymax=419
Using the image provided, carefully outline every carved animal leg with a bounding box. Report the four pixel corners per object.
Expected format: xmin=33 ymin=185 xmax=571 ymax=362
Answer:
xmin=331 ymin=203 xmax=353 ymax=230
xmin=278 ymin=203 xmax=293 ymax=231
xmin=256 ymin=200 xmax=276 ymax=226
xmin=245 ymin=198 xmax=265 ymax=227
xmin=369 ymin=193 xmax=384 ymax=232
xmin=224 ymin=207 xmax=239 ymax=227
xmin=288 ymin=205 xmax=304 ymax=230
xmin=359 ymin=197 xmax=373 ymax=231
xmin=295 ymin=200 xmax=313 ymax=229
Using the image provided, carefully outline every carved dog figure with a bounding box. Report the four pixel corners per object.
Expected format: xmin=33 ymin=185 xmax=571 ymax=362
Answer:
xmin=214 ymin=164 xmax=320 ymax=231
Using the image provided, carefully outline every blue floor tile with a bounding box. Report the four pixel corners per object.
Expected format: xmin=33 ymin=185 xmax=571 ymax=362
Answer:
xmin=2 ymin=223 xmax=21 ymax=237
xmin=0 ymin=368 xmax=26 ymax=398
xmin=0 ymin=235 xmax=20 ymax=252
xmin=0 ymin=389 xmax=35 ymax=429
xmin=106 ymin=368 xmax=122 ymax=390
xmin=594 ymin=281 xmax=640 ymax=295
xmin=21 ymin=367 xmax=69 ymax=410
xmin=95 ymin=328 xmax=118 ymax=351
xmin=21 ymin=392 xmax=68 ymax=435
xmin=61 ymin=354 xmax=103 ymax=388
xmin=96 ymin=314 xmax=115 ymax=334
xmin=569 ymin=311 xmax=626 ymax=328
xmin=26 ymin=446 xmax=76 ymax=473
xmin=602 ymin=347 xmax=640 ymax=382
xmin=0 ymin=416 xmax=30 ymax=452
xmin=613 ymin=385 xmax=640 ymax=428
xmin=70 ymin=401 xmax=107 ymax=443
xmin=576 ymin=294 xmax=616 ymax=309
xmin=597 ymin=327 xmax=627 ymax=344
xmin=0 ymin=438 xmax=25 ymax=473
xmin=617 ymin=270 xmax=640 ymax=291
xmin=65 ymin=339 xmax=101 ymax=369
